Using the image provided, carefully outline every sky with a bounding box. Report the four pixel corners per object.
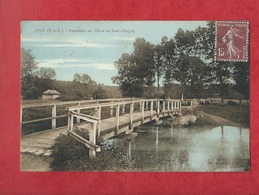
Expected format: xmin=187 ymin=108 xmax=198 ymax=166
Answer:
xmin=21 ymin=21 xmax=207 ymax=86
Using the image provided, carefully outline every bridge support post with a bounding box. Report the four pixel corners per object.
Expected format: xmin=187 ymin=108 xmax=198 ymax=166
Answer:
xmin=68 ymin=114 xmax=74 ymax=131
xmin=110 ymin=105 xmax=114 ymax=116
xmin=150 ymin=100 xmax=154 ymax=117
xmin=157 ymin=101 xmax=160 ymax=116
xmin=163 ymin=101 xmax=166 ymax=116
xmin=141 ymin=101 xmax=145 ymax=124
xmin=145 ymin=101 xmax=149 ymax=111
xmin=129 ymin=102 xmax=134 ymax=128
xmin=122 ymin=103 xmax=125 ymax=113
xmin=76 ymin=103 xmax=81 ymax=123
xmin=96 ymin=107 xmax=101 ymax=137
xmin=52 ymin=104 xmax=56 ymax=129
xmin=116 ymin=104 xmax=120 ymax=134
xmin=89 ymin=123 xmax=97 ymax=157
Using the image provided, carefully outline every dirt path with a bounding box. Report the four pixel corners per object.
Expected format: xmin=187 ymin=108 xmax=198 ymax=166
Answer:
xmin=195 ymin=110 xmax=240 ymax=126
xmin=21 ymin=153 xmax=52 ymax=171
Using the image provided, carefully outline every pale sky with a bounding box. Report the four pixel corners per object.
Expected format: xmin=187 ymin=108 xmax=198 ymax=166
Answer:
xmin=21 ymin=21 xmax=207 ymax=85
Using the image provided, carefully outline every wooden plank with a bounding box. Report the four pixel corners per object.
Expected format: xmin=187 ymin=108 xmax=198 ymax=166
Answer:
xmin=76 ymin=103 xmax=81 ymax=123
xmin=130 ymin=103 xmax=134 ymax=127
xmin=70 ymin=111 xmax=99 ymax=123
xmin=52 ymin=104 xmax=56 ymax=129
xmin=22 ymin=98 xmax=137 ymax=108
xmin=116 ymin=104 xmax=120 ymax=133
xmin=141 ymin=101 xmax=145 ymax=124
xmin=68 ymin=131 xmax=100 ymax=152
xmin=21 ymin=117 xmax=52 ymax=124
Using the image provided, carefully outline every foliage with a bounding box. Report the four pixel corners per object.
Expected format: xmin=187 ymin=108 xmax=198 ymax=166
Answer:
xmin=21 ymin=48 xmax=57 ymax=99
xmin=36 ymin=67 xmax=56 ymax=79
xmin=112 ymin=38 xmax=156 ymax=97
xmin=21 ymin=48 xmax=37 ymax=78
xmin=232 ymin=61 xmax=250 ymax=101
xmin=51 ymin=129 xmax=130 ymax=171
xmin=93 ymin=84 xmax=108 ymax=99
xmin=112 ymin=21 xmax=250 ymax=102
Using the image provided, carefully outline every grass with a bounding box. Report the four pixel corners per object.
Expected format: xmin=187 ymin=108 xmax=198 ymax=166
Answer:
xmin=195 ymin=104 xmax=250 ymax=127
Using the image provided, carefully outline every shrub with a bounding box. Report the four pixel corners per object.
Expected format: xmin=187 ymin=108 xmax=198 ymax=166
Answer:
xmin=51 ymin=129 xmax=90 ymax=171
xmin=50 ymin=128 xmax=130 ymax=171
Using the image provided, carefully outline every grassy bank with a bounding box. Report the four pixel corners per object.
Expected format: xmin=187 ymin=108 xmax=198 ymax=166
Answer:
xmin=195 ymin=104 xmax=250 ymax=127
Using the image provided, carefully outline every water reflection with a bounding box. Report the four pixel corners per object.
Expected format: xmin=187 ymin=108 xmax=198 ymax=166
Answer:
xmin=127 ymin=125 xmax=250 ymax=172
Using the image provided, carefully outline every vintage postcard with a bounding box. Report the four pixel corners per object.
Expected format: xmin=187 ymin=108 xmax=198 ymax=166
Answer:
xmin=20 ymin=21 xmax=250 ymax=172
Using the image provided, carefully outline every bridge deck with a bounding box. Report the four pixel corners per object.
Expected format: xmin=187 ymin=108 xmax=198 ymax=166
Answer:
xmin=21 ymin=110 xmax=174 ymax=155
xmin=21 ymin=99 xmax=181 ymax=156
xmin=21 ymin=127 xmax=67 ymax=156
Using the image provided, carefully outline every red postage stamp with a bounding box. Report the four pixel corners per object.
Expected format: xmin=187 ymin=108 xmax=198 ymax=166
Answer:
xmin=215 ymin=21 xmax=249 ymax=62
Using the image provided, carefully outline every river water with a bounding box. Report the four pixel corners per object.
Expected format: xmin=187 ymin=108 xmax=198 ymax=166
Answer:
xmin=110 ymin=125 xmax=250 ymax=172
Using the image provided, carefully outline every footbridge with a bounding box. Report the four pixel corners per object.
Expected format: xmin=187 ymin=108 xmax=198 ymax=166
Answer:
xmin=67 ymin=98 xmax=181 ymax=157
xmin=21 ymin=98 xmax=181 ymax=157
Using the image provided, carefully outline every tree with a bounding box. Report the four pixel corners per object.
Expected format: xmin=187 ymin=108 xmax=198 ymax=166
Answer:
xmin=36 ymin=67 xmax=56 ymax=80
xmin=112 ymin=38 xmax=156 ymax=97
xmin=153 ymin=44 xmax=164 ymax=92
xmin=73 ymin=73 xmax=82 ymax=83
xmin=21 ymin=48 xmax=38 ymax=98
xmin=172 ymin=54 xmax=208 ymax=98
xmin=199 ymin=22 xmax=236 ymax=103
xmin=21 ymin=48 xmax=37 ymax=78
xmin=132 ymin=38 xmax=156 ymax=90
xmin=93 ymin=84 xmax=108 ymax=99
xmin=112 ymin=53 xmax=142 ymax=97
xmin=174 ymin=28 xmax=195 ymax=56
xmin=82 ymin=73 xmax=96 ymax=85
xmin=233 ymin=61 xmax=250 ymax=103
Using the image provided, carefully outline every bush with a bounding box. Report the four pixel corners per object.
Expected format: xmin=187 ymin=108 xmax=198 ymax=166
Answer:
xmin=50 ymin=128 xmax=130 ymax=171
xmin=51 ymin=129 xmax=90 ymax=171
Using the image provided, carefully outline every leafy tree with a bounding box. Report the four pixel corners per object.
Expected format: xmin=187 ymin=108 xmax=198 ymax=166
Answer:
xmin=73 ymin=73 xmax=82 ymax=83
xmin=172 ymin=54 xmax=207 ymax=98
xmin=233 ymin=61 xmax=250 ymax=103
xmin=113 ymin=38 xmax=156 ymax=97
xmin=132 ymin=38 xmax=156 ymax=89
xmin=36 ymin=67 xmax=56 ymax=80
xmin=21 ymin=48 xmax=37 ymax=78
xmin=153 ymin=44 xmax=164 ymax=92
xmin=174 ymin=28 xmax=195 ymax=56
xmin=112 ymin=53 xmax=142 ymax=97
xmin=93 ymin=84 xmax=108 ymax=99
xmin=21 ymin=48 xmax=40 ymax=98
xmin=82 ymin=73 xmax=97 ymax=85
xmin=33 ymin=67 xmax=57 ymax=95
xmin=199 ymin=22 xmax=238 ymax=103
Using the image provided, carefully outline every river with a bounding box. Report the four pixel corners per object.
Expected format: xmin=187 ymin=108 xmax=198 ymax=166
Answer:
xmin=108 ymin=125 xmax=250 ymax=172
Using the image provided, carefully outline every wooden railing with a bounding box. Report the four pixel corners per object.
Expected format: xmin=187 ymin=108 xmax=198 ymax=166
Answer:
xmin=67 ymin=98 xmax=181 ymax=157
xmin=21 ymin=98 xmax=137 ymax=135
